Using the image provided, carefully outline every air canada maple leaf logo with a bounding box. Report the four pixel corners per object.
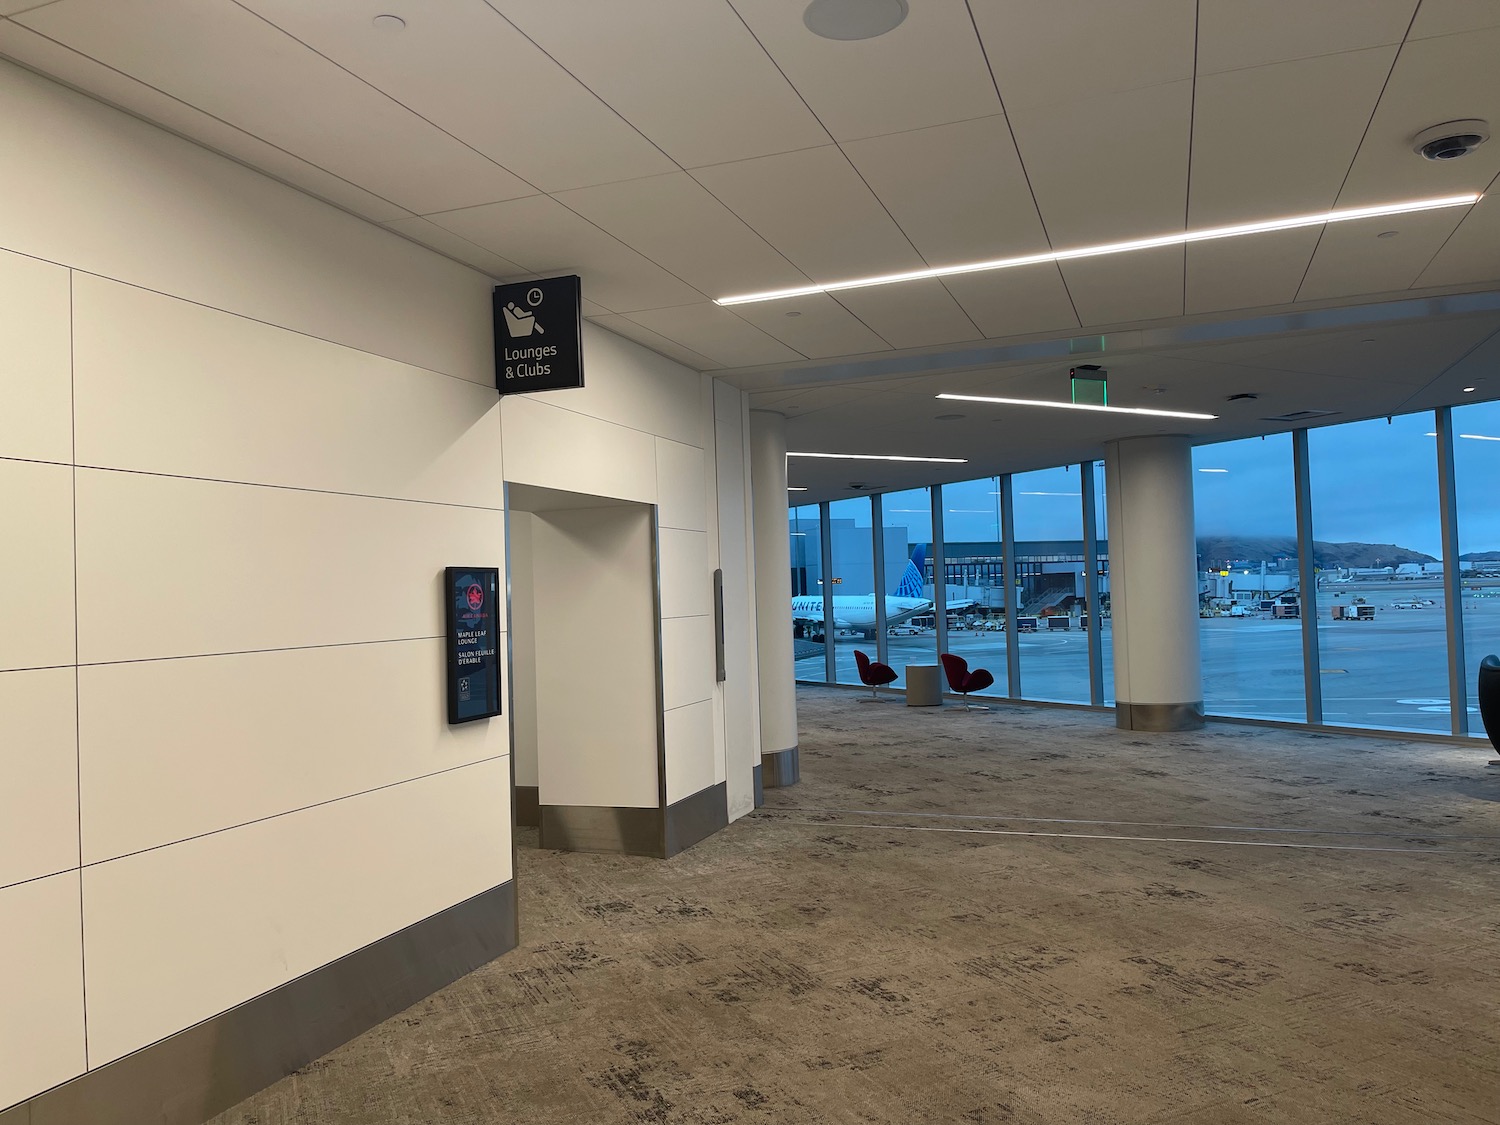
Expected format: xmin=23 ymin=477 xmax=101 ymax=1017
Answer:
xmin=466 ymin=584 xmax=485 ymax=612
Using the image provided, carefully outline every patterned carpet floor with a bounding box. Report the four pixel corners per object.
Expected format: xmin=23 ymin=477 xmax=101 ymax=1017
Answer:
xmin=214 ymin=688 xmax=1500 ymax=1125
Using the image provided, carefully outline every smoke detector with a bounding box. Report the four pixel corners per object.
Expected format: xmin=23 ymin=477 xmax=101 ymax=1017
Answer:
xmin=1413 ymin=120 xmax=1489 ymax=161
xmin=804 ymin=0 xmax=908 ymax=40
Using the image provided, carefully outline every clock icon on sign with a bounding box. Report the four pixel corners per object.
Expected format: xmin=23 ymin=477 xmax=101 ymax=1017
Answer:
xmin=527 ymin=287 xmax=544 ymax=307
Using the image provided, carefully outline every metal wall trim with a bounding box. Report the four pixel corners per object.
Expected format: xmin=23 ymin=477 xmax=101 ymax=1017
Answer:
xmin=1115 ymin=701 xmax=1205 ymax=731
xmin=1080 ymin=461 xmax=1105 ymax=707
xmin=7 ymin=881 xmax=517 ymax=1125
xmin=664 ymin=782 xmax=729 ymax=857
xmin=1292 ymin=429 xmax=1323 ymax=724
xmin=1000 ymin=474 xmax=1021 ymax=698
xmin=514 ymin=785 xmax=540 ymax=828
xmin=820 ymin=500 xmax=836 ymax=685
xmin=540 ymin=804 xmax=664 ymax=856
xmin=871 ymin=493 xmax=889 ymax=668
xmin=762 ymin=746 xmax=800 ymax=787
xmin=931 ymin=484 xmax=948 ymax=659
xmin=1436 ymin=407 xmax=1469 ymax=737
xmin=752 ymin=763 xmax=765 ymax=808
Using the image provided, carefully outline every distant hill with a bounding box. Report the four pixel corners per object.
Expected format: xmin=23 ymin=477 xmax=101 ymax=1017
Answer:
xmin=1460 ymin=551 xmax=1500 ymax=562
xmin=1197 ymin=535 xmax=1437 ymax=569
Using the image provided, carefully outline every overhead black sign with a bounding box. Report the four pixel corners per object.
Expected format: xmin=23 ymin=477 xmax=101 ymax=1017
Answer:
xmin=493 ymin=274 xmax=583 ymax=394
xmin=445 ymin=566 xmax=501 ymax=724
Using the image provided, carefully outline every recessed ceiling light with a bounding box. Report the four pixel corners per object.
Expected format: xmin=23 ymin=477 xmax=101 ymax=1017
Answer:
xmin=1464 ymin=386 xmax=1478 ymax=392
xmin=787 ymin=486 xmax=808 ymax=491
xmin=785 ymin=310 xmax=802 ymax=317
xmin=788 ymin=451 xmax=968 ymax=463
xmin=936 ymin=393 xmax=1217 ymax=421
xmin=715 ymin=194 xmax=1480 ymax=306
xmin=1460 ymin=433 xmax=1500 ymax=441
xmin=1198 ymin=468 xmax=1229 ymax=473
xmin=804 ymin=0 xmax=908 ymax=41
xmin=372 ymin=13 xmax=405 ymax=30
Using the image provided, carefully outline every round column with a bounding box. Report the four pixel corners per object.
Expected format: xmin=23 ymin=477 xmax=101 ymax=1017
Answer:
xmin=748 ymin=410 xmax=800 ymax=789
xmin=1103 ymin=435 xmax=1204 ymax=731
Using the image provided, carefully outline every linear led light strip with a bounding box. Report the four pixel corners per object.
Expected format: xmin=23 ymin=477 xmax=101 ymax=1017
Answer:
xmin=788 ymin=451 xmax=968 ymax=463
xmin=937 ymin=392 xmax=1217 ymax=420
xmin=716 ymin=194 xmax=1480 ymax=306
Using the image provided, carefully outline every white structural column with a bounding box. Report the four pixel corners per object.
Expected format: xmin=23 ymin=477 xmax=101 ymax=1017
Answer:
xmin=1104 ymin=435 xmax=1204 ymax=730
xmin=747 ymin=411 xmax=800 ymax=788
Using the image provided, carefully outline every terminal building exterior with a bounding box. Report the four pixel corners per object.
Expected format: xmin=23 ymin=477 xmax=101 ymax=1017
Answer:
xmin=1 ymin=4 xmax=1498 ymax=1122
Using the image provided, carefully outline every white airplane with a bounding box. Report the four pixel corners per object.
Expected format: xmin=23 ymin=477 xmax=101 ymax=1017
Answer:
xmin=792 ymin=546 xmax=958 ymax=639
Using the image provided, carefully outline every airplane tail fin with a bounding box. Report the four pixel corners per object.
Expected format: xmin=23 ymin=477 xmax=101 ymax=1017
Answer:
xmin=895 ymin=545 xmax=926 ymax=599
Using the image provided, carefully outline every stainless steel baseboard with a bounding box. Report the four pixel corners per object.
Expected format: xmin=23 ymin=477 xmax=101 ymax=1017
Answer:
xmin=752 ymin=763 xmax=764 ymax=808
xmin=1116 ymin=701 xmax=1205 ymax=731
xmin=762 ymin=746 xmax=800 ymax=787
xmin=665 ymin=782 xmax=728 ymax=858
xmin=3 ymin=880 xmax=517 ymax=1125
xmin=514 ymin=785 xmax=540 ymax=828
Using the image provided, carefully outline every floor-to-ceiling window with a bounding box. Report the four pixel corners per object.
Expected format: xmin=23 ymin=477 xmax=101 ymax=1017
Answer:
xmin=880 ymin=487 xmax=936 ymax=688
xmin=1192 ymin=433 xmax=1305 ymax=721
xmin=1308 ymin=413 xmax=1449 ymax=733
xmin=1453 ymin=399 xmax=1500 ymax=732
xmin=827 ymin=496 xmax=875 ymax=687
xmin=1011 ymin=466 xmax=1090 ymax=702
xmin=789 ymin=504 xmax=826 ymax=683
xmin=1092 ymin=460 xmax=1114 ymax=704
xmin=939 ymin=477 xmax=1008 ymax=694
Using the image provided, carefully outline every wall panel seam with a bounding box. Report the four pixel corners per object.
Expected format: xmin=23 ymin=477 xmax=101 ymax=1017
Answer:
xmin=664 ymin=699 xmax=713 ymax=714
xmin=658 ymin=523 xmax=709 ymax=533
xmin=60 ymin=265 xmax=489 ymax=389
xmin=74 ymin=634 xmax=449 ymax=669
xmin=71 ymin=463 xmax=506 ymax=513
xmin=661 ymin=613 xmax=713 ymax=622
xmin=0 ymin=453 xmax=74 ymax=470
xmin=0 ymin=864 xmax=83 ymax=895
xmin=70 ymin=265 xmax=89 ymax=1070
xmin=80 ymin=753 xmax=512 ymax=870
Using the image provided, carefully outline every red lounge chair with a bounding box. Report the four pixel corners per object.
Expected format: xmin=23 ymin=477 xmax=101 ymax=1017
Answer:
xmin=853 ymin=649 xmax=897 ymax=701
xmin=940 ymin=652 xmax=994 ymax=710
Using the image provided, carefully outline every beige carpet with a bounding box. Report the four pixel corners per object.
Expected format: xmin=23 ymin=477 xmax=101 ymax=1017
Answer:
xmin=213 ymin=689 xmax=1500 ymax=1125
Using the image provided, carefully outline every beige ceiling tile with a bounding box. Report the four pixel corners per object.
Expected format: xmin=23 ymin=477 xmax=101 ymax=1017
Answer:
xmin=15 ymin=0 xmax=532 ymax=215
xmin=1249 ymin=316 xmax=1500 ymax=382
xmin=0 ymin=0 xmax=61 ymax=13
xmin=587 ymin=314 xmax=721 ymax=372
xmin=624 ymin=303 xmax=802 ymax=368
xmin=427 ymin=194 xmax=704 ymax=312
xmin=1184 ymin=228 xmax=1322 ymax=315
xmin=1335 ymin=26 xmax=1500 ymax=206
xmin=1408 ymin=0 xmax=1500 ymax=39
xmin=1195 ymin=0 xmax=1415 ymax=74
xmin=729 ymin=0 xmax=999 ymax=141
xmin=1414 ymin=192 xmax=1500 ymax=288
xmin=1008 ymin=81 xmax=1192 ymax=246
xmin=1188 ymin=48 xmax=1398 ymax=228
xmin=1060 ymin=246 xmax=1184 ymax=328
xmin=970 ymin=0 xmax=1195 ymax=110
xmin=553 ymin=172 xmax=808 ymax=298
xmin=842 ymin=115 xmax=1049 ymax=264
xmin=1296 ymin=210 xmax=1469 ymax=302
xmin=380 ymin=216 xmax=529 ymax=279
xmin=490 ymin=0 xmax=829 ymax=168
xmin=729 ymin=293 xmax=891 ymax=359
xmin=237 ymin=0 xmax=675 ymax=193
xmin=0 ymin=20 xmax=412 ymax=223
xmin=941 ymin=263 xmax=1079 ymax=339
xmin=831 ymin=281 xmax=984 ymax=351
xmin=1433 ymin=327 xmax=1500 ymax=400
xmin=691 ymin=146 xmax=925 ymax=281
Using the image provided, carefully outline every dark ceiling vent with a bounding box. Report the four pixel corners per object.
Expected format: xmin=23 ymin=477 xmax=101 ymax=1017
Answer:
xmin=1261 ymin=408 xmax=1339 ymax=422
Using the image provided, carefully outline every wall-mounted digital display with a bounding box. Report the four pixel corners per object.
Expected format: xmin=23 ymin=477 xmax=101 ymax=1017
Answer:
xmin=445 ymin=566 xmax=501 ymax=724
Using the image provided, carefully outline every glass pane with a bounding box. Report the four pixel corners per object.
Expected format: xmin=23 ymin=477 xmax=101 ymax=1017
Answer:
xmin=1454 ymin=399 xmax=1500 ymax=737
xmin=1308 ymin=413 xmax=1448 ymax=733
xmin=789 ymin=504 xmax=826 ymax=682
xmin=1192 ymin=433 xmax=1304 ymax=721
xmin=879 ymin=487 xmax=936 ymax=688
xmin=1012 ymin=466 xmax=1089 ymax=702
xmin=1093 ymin=461 xmax=1114 ymax=704
xmin=939 ymin=477 xmax=1009 ymax=695
xmin=827 ymin=497 xmax=875 ymax=686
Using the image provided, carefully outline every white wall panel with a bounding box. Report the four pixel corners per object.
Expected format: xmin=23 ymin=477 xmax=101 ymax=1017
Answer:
xmin=0 ymin=458 xmax=75 ymax=672
xmin=588 ymin=315 xmax=721 ymax=374
xmin=499 ymin=396 xmax=657 ymax=505
xmin=658 ymin=528 xmax=713 ymax=620
xmin=661 ymin=615 xmax=715 ymax=713
xmin=75 ymin=470 xmax=505 ymax=664
xmin=571 ymin=324 xmax=705 ymax=449
xmin=0 ymin=61 xmax=495 ymax=385
xmin=0 ymin=249 xmax=71 ymax=465
xmin=664 ymin=699 xmax=715 ymax=806
xmin=0 ymin=871 xmax=86 ymax=1111
xmin=82 ymin=759 xmax=512 ymax=1068
xmin=0 ymin=668 xmax=78 ymax=889
xmin=78 ymin=638 xmax=507 ymax=864
xmin=532 ymin=507 xmax=659 ymax=809
xmin=73 ymin=276 xmax=505 ymax=506
xmin=655 ymin=440 xmax=708 ymax=533
xmin=506 ymin=511 xmax=539 ymax=789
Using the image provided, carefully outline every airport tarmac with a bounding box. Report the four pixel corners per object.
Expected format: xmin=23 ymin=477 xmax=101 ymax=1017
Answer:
xmin=797 ymin=580 xmax=1500 ymax=739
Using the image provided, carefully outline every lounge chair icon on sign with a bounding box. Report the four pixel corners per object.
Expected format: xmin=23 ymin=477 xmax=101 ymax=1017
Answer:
xmin=503 ymin=302 xmax=544 ymax=338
